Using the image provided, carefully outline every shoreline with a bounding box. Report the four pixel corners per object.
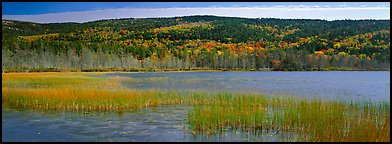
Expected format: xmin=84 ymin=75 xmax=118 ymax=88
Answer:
xmin=2 ymin=67 xmax=390 ymax=73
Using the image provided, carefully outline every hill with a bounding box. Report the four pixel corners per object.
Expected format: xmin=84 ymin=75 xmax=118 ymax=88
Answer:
xmin=2 ymin=15 xmax=390 ymax=72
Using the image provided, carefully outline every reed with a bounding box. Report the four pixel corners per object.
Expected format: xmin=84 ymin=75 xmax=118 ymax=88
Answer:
xmin=2 ymin=72 xmax=211 ymax=111
xmin=188 ymin=96 xmax=390 ymax=142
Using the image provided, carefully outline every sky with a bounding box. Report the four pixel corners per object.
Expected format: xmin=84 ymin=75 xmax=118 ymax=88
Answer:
xmin=2 ymin=2 xmax=390 ymax=23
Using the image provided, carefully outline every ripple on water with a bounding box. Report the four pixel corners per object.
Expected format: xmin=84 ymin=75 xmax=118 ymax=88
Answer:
xmin=105 ymin=71 xmax=390 ymax=102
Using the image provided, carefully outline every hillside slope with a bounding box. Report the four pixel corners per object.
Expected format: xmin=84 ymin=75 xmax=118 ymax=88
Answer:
xmin=2 ymin=16 xmax=390 ymax=71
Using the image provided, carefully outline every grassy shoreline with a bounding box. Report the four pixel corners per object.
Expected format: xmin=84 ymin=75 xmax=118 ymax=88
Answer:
xmin=2 ymin=72 xmax=390 ymax=142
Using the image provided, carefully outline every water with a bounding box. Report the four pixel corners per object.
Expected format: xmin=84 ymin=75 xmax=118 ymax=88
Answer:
xmin=2 ymin=105 xmax=292 ymax=142
xmin=3 ymin=71 xmax=390 ymax=141
xmin=105 ymin=71 xmax=390 ymax=102
xmin=2 ymin=105 xmax=192 ymax=142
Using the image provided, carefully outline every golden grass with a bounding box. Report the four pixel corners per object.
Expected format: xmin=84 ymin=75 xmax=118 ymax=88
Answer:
xmin=2 ymin=72 xmax=121 ymax=89
xmin=188 ymin=96 xmax=390 ymax=142
xmin=3 ymin=88 xmax=180 ymax=111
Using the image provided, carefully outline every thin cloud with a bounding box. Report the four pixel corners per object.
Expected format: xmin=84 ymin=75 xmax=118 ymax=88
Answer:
xmin=2 ymin=7 xmax=390 ymax=23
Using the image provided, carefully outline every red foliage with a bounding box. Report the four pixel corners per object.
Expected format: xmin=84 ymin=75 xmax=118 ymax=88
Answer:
xmin=321 ymin=49 xmax=327 ymax=54
xmin=271 ymin=59 xmax=281 ymax=66
xmin=256 ymin=42 xmax=262 ymax=48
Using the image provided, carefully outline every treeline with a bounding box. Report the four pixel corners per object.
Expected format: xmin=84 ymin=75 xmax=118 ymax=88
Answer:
xmin=2 ymin=48 xmax=196 ymax=71
xmin=3 ymin=47 xmax=388 ymax=72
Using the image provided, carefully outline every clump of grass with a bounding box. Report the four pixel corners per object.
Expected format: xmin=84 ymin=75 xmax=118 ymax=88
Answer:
xmin=2 ymin=72 xmax=212 ymax=111
xmin=188 ymin=93 xmax=270 ymax=134
xmin=3 ymin=88 xmax=186 ymax=111
xmin=2 ymin=72 xmax=120 ymax=89
xmin=188 ymin=95 xmax=390 ymax=142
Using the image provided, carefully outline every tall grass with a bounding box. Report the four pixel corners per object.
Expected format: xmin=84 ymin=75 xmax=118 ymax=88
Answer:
xmin=2 ymin=72 xmax=214 ymax=110
xmin=2 ymin=72 xmax=390 ymax=142
xmin=188 ymin=96 xmax=390 ymax=142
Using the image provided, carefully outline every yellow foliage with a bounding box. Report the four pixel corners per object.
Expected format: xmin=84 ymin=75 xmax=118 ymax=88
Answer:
xmin=299 ymin=38 xmax=308 ymax=43
xmin=246 ymin=46 xmax=255 ymax=53
xmin=338 ymin=52 xmax=347 ymax=56
xmin=358 ymin=54 xmax=366 ymax=59
xmin=333 ymin=43 xmax=341 ymax=49
xmin=19 ymin=33 xmax=59 ymax=42
xmin=150 ymin=22 xmax=210 ymax=33
xmin=315 ymin=51 xmax=324 ymax=55
xmin=327 ymin=48 xmax=335 ymax=54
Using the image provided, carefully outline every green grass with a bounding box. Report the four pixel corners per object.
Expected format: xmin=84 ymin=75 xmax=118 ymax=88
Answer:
xmin=2 ymin=72 xmax=390 ymax=142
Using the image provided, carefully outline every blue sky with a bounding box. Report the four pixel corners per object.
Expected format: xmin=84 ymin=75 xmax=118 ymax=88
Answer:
xmin=2 ymin=2 xmax=390 ymax=23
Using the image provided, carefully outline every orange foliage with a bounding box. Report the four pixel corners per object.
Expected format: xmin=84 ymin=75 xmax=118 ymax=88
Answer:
xmin=271 ymin=59 xmax=281 ymax=66
xmin=194 ymin=49 xmax=200 ymax=55
xmin=121 ymin=29 xmax=128 ymax=35
xmin=246 ymin=46 xmax=255 ymax=53
xmin=367 ymin=34 xmax=373 ymax=39
xmin=315 ymin=51 xmax=325 ymax=56
xmin=299 ymin=38 xmax=308 ymax=43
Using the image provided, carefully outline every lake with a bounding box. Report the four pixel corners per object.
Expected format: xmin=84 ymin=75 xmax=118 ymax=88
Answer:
xmin=2 ymin=71 xmax=390 ymax=142
xmin=105 ymin=71 xmax=390 ymax=102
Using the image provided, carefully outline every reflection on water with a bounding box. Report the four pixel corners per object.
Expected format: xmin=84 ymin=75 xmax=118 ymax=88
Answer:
xmin=105 ymin=71 xmax=390 ymax=102
xmin=2 ymin=106 xmax=296 ymax=142
xmin=2 ymin=105 xmax=191 ymax=142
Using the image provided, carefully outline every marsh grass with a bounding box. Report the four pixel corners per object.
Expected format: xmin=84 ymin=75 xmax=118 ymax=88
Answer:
xmin=2 ymin=72 xmax=390 ymax=142
xmin=2 ymin=72 xmax=120 ymax=89
xmin=188 ymin=96 xmax=390 ymax=142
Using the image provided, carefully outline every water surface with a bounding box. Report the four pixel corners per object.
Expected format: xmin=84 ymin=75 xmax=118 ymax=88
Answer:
xmin=3 ymin=105 xmax=294 ymax=142
xmin=105 ymin=71 xmax=390 ymax=102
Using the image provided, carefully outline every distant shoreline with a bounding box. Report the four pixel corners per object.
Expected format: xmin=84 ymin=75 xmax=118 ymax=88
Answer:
xmin=2 ymin=67 xmax=389 ymax=73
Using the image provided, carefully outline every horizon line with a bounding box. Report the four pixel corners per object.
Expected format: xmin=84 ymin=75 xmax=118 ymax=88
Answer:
xmin=3 ymin=7 xmax=390 ymax=23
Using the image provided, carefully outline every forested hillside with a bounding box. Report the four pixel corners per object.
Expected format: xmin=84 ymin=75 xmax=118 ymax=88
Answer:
xmin=2 ymin=15 xmax=390 ymax=72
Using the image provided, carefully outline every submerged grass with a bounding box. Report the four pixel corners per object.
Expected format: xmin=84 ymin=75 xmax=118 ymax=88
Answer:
xmin=2 ymin=72 xmax=390 ymax=142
